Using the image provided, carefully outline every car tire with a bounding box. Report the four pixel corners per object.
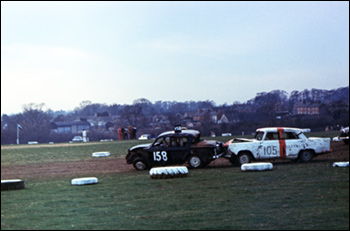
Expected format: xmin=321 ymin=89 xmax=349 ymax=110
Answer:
xmin=1 ymin=179 xmax=25 ymax=191
xmin=229 ymin=155 xmax=238 ymax=166
xmin=236 ymin=152 xmax=252 ymax=165
xmin=133 ymin=158 xmax=148 ymax=170
xmin=298 ymin=150 xmax=314 ymax=162
xmin=150 ymin=166 xmax=188 ymax=179
xmin=188 ymin=155 xmax=202 ymax=168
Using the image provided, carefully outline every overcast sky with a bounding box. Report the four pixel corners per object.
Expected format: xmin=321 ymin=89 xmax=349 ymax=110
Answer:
xmin=1 ymin=1 xmax=349 ymax=115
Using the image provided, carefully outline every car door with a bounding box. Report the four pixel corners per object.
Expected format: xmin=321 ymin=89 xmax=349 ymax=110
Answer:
xmin=147 ymin=135 xmax=190 ymax=166
xmin=258 ymin=132 xmax=280 ymax=159
xmin=148 ymin=136 xmax=172 ymax=166
xmin=168 ymin=136 xmax=190 ymax=164
xmin=282 ymin=131 xmax=304 ymax=159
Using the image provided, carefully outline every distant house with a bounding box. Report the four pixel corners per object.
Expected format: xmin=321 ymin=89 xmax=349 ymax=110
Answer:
xmin=87 ymin=115 xmax=117 ymax=132
xmin=51 ymin=120 xmax=90 ymax=134
xmin=307 ymin=103 xmax=320 ymax=115
xmin=193 ymin=111 xmax=207 ymax=122
xmin=220 ymin=111 xmax=240 ymax=124
xmin=294 ymin=102 xmax=320 ymax=115
xmin=212 ymin=111 xmax=230 ymax=124
xmin=192 ymin=108 xmax=212 ymax=122
xmin=186 ymin=108 xmax=234 ymax=124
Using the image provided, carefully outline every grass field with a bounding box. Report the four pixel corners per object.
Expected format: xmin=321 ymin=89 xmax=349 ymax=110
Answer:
xmin=1 ymin=132 xmax=349 ymax=230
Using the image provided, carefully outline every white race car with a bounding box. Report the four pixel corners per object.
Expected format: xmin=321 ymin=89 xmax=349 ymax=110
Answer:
xmin=225 ymin=127 xmax=332 ymax=165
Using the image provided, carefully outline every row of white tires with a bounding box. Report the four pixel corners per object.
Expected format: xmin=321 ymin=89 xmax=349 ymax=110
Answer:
xmin=69 ymin=163 xmax=274 ymax=183
xmin=4 ymin=162 xmax=348 ymax=189
xmin=39 ymin=161 xmax=350 ymax=186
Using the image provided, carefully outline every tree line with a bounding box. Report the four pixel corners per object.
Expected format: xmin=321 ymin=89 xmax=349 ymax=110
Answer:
xmin=1 ymin=86 xmax=349 ymax=145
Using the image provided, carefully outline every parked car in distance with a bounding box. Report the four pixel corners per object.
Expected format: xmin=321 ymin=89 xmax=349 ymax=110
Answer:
xmin=72 ymin=136 xmax=83 ymax=142
xmin=224 ymin=127 xmax=332 ymax=165
xmin=138 ymin=134 xmax=152 ymax=140
xmin=126 ymin=126 xmax=226 ymax=170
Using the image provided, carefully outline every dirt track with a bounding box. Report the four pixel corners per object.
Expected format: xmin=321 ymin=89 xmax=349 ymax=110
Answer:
xmin=1 ymin=142 xmax=349 ymax=180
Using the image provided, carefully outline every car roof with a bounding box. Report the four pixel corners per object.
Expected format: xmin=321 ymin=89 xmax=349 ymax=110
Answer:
xmin=256 ymin=127 xmax=311 ymax=133
xmin=158 ymin=129 xmax=200 ymax=137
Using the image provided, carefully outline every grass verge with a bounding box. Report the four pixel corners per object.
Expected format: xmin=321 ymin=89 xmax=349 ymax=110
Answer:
xmin=2 ymin=162 xmax=349 ymax=230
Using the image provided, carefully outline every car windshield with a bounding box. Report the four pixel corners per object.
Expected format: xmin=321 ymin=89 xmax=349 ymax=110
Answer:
xmin=192 ymin=134 xmax=201 ymax=144
xmin=153 ymin=137 xmax=171 ymax=147
xmin=254 ymin=132 xmax=264 ymax=140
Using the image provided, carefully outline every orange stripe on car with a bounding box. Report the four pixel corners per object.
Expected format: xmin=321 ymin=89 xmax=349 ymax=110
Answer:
xmin=277 ymin=127 xmax=286 ymax=158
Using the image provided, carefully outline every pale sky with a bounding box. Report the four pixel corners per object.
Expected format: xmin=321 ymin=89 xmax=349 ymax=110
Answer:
xmin=1 ymin=1 xmax=349 ymax=115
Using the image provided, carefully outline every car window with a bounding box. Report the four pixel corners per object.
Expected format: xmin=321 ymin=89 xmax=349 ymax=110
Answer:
xmin=154 ymin=136 xmax=171 ymax=147
xmin=162 ymin=137 xmax=171 ymax=147
xmin=281 ymin=132 xmax=298 ymax=140
xmin=266 ymin=132 xmax=279 ymax=140
xmin=171 ymin=137 xmax=188 ymax=147
xmin=192 ymin=134 xmax=200 ymax=144
xmin=255 ymin=132 xmax=264 ymax=140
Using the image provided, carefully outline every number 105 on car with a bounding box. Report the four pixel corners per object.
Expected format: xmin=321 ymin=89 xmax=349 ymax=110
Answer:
xmin=264 ymin=146 xmax=278 ymax=155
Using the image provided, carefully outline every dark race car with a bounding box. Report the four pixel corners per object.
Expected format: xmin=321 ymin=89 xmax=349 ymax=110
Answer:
xmin=126 ymin=127 xmax=226 ymax=170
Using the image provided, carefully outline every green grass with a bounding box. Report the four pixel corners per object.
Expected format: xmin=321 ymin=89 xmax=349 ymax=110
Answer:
xmin=1 ymin=131 xmax=339 ymax=166
xmin=1 ymin=133 xmax=349 ymax=230
xmin=2 ymin=163 xmax=349 ymax=230
xmin=1 ymin=140 xmax=145 ymax=166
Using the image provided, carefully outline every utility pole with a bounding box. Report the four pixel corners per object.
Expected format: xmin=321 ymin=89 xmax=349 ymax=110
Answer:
xmin=17 ymin=124 xmax=23 ymax=144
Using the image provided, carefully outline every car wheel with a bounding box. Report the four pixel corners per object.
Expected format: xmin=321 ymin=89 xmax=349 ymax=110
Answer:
xmin=133 ymin=158 xmax=148 ymax=170
xmin=237 ymin=152 xmax=252 ymax=165
xmin=299 ymin=150 xmax=314 ymax=162
xmin=229 ymin=155 xmax=238 ymax=166
xmin=188 ymin=155 xmax=202 ymax=168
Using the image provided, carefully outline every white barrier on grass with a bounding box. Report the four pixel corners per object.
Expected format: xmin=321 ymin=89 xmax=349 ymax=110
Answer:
xmin=333 ymin=161 xmax=349 ymax=168
xmin=92 ymin=152 xmax=110 ymax=157
xmin=241 ymin=162 xmax=273 ymax=171
xmin=71 ymin=177 xmax=98 ymax=185
xmin=150 ymin=166 xmax=188 ymax=179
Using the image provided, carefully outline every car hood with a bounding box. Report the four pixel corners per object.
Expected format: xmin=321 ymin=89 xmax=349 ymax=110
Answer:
xmin=129 ymin=143 xmax=152 ymax=151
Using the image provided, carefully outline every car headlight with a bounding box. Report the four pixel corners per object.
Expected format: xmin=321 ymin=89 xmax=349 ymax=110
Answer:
xmin=216 ymin=143 xmax=223 ymax=150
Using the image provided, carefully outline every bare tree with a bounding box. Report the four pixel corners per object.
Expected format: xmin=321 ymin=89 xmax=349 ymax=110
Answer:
xmin=20 ymin=103 xmax=53 ymax=143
